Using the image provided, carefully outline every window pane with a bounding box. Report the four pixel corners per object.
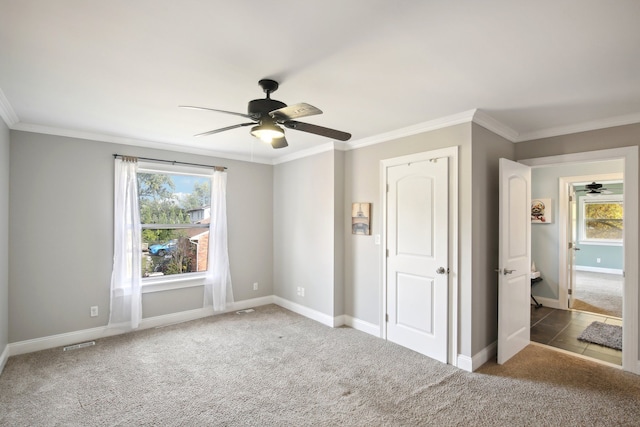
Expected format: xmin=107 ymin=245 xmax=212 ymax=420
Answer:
xmin=142 ymin=230 xmax=209 ymax=277
xmin=138 ymin=173 xmax=210 ymax=225
xmin=585 ymin=203 xmax=623 ymax=220
xmin=585 ymin=219 xmax=623 ymax=240
xmin=137 ymin=170 xmax=212 ymax=278
xmin=584 ymin=201 xmax=623 ymax=241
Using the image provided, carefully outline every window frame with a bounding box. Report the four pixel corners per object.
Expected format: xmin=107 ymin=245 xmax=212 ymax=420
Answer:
xmin=579 ymin=194 xmax=623 ymax=246
xmin=137 ymin=161 xmax=214 ymax=288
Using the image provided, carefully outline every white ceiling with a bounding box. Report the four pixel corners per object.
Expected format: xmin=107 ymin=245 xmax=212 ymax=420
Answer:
xmin=1 ymin=1 xmax=639 ymax=163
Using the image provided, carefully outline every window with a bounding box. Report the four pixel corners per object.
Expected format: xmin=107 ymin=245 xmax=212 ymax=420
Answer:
xmin=580 ymin=195 xmax=623 ymax=244
xmin=137 ymin=162 xmax=213 ymax=279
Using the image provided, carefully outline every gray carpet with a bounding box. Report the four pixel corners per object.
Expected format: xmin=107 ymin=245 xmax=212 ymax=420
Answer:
xmin=572 ymin=271 xmax=623 ymax=318
xmin=578 ymin=321 xmax=623 ymax=350
xmin=1 ymin=304 xmax=640 ymax=426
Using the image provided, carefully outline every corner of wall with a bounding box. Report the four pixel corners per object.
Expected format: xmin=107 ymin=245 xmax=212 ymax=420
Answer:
xmin=457 ymin=341 xmax=497 ymax=372
xmin=0 ymin=344 xmax=8 ymax=376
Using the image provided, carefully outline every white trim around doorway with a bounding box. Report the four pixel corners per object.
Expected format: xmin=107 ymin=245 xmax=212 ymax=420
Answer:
xmin=520 ymin=146 xmax=639 ymax=375
xmin=380 ymin=146 xmax=459 ymax=367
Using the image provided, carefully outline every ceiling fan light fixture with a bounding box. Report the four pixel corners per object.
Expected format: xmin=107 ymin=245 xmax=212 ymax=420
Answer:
xmin=251 ymin=123 xmax=284 ymax=144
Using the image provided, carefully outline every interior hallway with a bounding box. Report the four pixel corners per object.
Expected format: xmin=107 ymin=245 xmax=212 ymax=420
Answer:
xmin=530 ymin=306 xmax=622 ymax=365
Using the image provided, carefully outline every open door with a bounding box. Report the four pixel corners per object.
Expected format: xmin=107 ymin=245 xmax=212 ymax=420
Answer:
xmin=497 ymin=158 xmax=531 ymax=365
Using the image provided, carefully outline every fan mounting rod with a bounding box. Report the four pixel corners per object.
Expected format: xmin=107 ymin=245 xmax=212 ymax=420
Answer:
xmin=258 ymin=79 xmax=279 ymax=98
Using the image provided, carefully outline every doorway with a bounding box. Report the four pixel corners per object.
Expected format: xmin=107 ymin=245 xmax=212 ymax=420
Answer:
xmin=522 ymin=148 xmax=637 ymax=373
xmin=559 ymin=173 xmax=624 ymax=314
xmin=530 ymin=173 xmax=625 ymax=365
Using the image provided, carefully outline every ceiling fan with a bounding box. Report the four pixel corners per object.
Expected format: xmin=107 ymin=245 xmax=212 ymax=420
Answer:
xmin=180 ymin=79 xmax=352 ymax=149
xmin=576 ymin=181 xmax=613 ymax=195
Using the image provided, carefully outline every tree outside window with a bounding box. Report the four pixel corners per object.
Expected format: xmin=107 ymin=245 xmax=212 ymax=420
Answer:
xmin=580 ymin=195 xmax=623 ymax=243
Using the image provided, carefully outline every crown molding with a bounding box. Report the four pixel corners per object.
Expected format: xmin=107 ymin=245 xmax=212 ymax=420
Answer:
xmin=345 ymin=109 xmax=478 ymax=150
xmin=0 ymin=87 xmax=19 ymax=127
xmin=471 ymin=110 xmax=519 ymax=142
xmin=11 ymin=122 xmax=274 ymax=165
xmin=516 ymin=112 xmax=640 ymax=142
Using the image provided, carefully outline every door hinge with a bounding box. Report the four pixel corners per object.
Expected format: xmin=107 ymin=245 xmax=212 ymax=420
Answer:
xmin=386 ymin=249 xmax=389 ymax=257
xmin=568 ymin=242 xmax=573 ymax=249
xmin=568 ymin=289 xmax=573 ymax=295
xmin=569 ymin=195 xmax=573 ymax=202
xmin=386 ymin=184 xmax=389 ymax=192
xmin=385 ymin=314 xmax=389 ymax=322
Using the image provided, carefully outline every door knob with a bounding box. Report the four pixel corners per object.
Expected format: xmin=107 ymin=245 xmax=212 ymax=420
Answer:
xmin=436 ymin=267 xmax=448 ymax=275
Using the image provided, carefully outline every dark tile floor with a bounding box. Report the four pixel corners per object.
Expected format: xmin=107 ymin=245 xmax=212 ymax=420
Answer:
xmin=530 ymin=305 xmax=622 ymax=365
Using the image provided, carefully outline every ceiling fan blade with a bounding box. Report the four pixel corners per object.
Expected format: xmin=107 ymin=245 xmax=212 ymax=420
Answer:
xmin=271 ymin=136 xmax=288 ymax=149
xmin=179 ymin=105 xmax=253 ymax=120
xmin=194 ymin=122 xmax=254 ymax=137
xmin=270 ymin=103 xmax=323 ymax=121
xmin=283 ymin=121 xmax=351 ymax=141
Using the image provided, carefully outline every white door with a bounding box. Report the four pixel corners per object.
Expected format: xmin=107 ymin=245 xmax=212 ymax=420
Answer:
xmin=386 ymin=157 xmax=448 ymax=363
xmin=568 ymin=186 xmax=578 ymax=309
xmin=498 ymin=158 xmax=531 ymax=365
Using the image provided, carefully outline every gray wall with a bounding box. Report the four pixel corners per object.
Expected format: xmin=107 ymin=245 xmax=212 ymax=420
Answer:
xmin=9 ymin=131 xmax=273 ymax=342
xmin=343 ymin=123 xmax=479 ymax=356
xmin=273 ymin=150 xmax=338 ymax=316
xmin=529 ymin=160 xmax=623 ymax=299
xmin=470 ymin=124 xmax=515 ymax=354
xmin=0 ymin=119 xmax=9 ymax=356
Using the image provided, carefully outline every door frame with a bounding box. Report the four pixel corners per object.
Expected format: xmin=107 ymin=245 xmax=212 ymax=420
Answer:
xmin=521 ymin=146 xmax=638 ymax=374
xmin=558 ymin=172 xmax=623 ymax=311
xmin=380 ymin=146 xmax=459 ymax=366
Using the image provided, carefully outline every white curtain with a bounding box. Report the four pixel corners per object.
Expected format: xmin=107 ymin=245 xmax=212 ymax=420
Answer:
xmin=109 ymin=157 xmax=143 ymax=329
xmin=203 ymin=170 xmax=234 ymax=311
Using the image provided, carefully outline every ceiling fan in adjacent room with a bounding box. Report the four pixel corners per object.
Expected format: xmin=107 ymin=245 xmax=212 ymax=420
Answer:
xmin=576 ymin=181 xmax=614 ymax=196
xmin=180 ymin=79 xmax=351 ymax=149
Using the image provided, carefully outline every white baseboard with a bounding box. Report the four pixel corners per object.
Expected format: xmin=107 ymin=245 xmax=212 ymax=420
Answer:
xmin=343 ymin=315 xmax=380 ymax=337
xmin=333 ymin=314 xmax=346 ymax=327
xmin=457 ymin=341 xmax=497 ymax=372
xmin=576 ymin=266 xmax=623 ymax=275
xmin=272 ymin=296 xmax=335 ymax=327
xmin=0 ymin=344 xmax=8 ymax=375
xmin=8 ymin=296 xmax=275 ymax=357
xmin=531 ymin=295 xmax=563 ymax=310
xmin=456 ymin=354 xmax=473 ymax=371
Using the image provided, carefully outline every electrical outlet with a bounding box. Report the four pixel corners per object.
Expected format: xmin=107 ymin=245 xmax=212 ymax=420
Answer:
xmin=90 ymin=306 xmax=98 ymax=317
xmin=253 ymin=282 xmax=259 ymax=291
xmin=597 ymin=258 xmax=601 ymax=263
xmin=300 ymin=287 xmax=305 ymax=297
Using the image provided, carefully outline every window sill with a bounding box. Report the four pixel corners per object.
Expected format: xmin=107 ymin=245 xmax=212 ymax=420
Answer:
xmin=578 ymin=240 xmax=623 ymax=247
xmin=142 ymin=273 xmax=207 ymax=294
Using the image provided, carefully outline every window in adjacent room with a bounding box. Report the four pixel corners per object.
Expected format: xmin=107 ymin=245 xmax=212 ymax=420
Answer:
xmin=137 ymin=162 xmax=212 ymax=279
xmin=579 ymin=194 xmax=623 ymax=244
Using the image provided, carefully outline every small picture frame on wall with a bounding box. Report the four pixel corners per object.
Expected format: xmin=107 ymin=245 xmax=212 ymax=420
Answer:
xmin=531 ymin=198 xmax=552 ymax=223
xmin=352 ymin=203 xmax=371 ymax=235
